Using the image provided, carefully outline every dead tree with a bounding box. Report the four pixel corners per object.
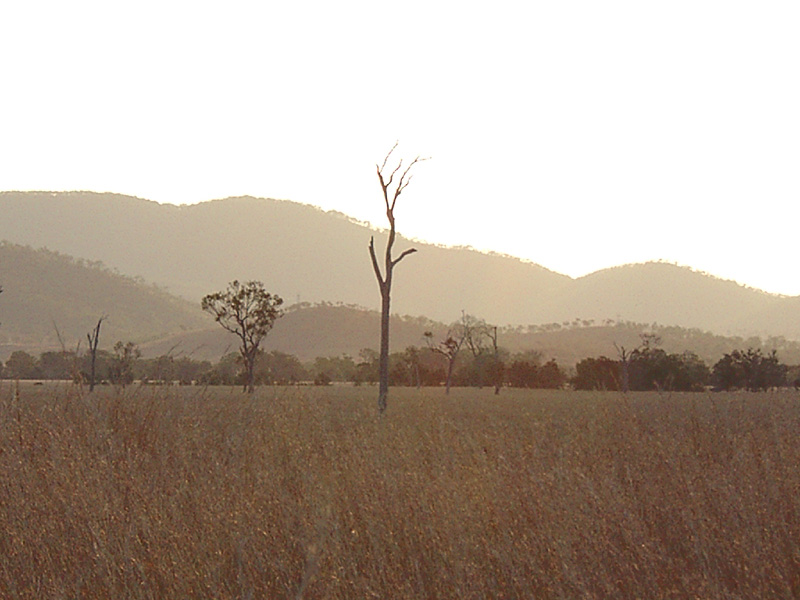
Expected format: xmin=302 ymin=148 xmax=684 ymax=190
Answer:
xmin=484 ymin=324 xmax=503 ymax=395
xmin=424 ymin=328 xmax=466 ymax=395
xmin=614 ymin=342 xmax=632 ymax=393
xmin=369 ymin=143 xmax=427 ymax=414
xmin=87 ymin=317 xmax=104 ymax=392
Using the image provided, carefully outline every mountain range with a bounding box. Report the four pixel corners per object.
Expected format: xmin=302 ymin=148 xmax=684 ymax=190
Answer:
xmin=0 ymin=190 xmax=798 ymax=355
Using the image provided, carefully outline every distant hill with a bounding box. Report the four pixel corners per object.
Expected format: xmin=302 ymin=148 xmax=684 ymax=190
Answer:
xmin=1 ymin=191 xmax=799 ymax=340
xmin=138 ymin=303 xmax=800 ymax=368
xmin=0 ymin=241 xmax=795 ymax=367
xmin=0 ymin=242 xmax=209 ymax=358
xmin=139 ymin=303 xmax=442 ymax=363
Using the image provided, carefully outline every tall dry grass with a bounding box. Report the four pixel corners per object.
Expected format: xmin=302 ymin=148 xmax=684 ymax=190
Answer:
xmin=1 ymin=382 xmax=799 ymax=599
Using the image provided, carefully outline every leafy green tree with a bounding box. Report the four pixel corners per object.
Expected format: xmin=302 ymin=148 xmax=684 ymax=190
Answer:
xmin=312 ymin=355 xmax=357 ymax=383
xmin=536 ymin=359 xmax=568 ymax=389
xmin=394 ymin=346 xmax=422 ymax=388
xmin=256 ymin=351 xmax=307 ymax=385
xmin=37 ymin=351 xmax=73 ymax=380
xmin=109 ymin=341 xmax=141 ymax=388
xmin=174 ymin=358 xmax=212 ymax=385
xmin=459 ymin=315 xmax=504 ymax=394
xmin=202 ymin=280 xmax=284 ymax=393
xmin=573 ymin=356 xmax=621 ymax=391
xmin=5 ymin=350 xmax=40 ymax=380
xmin=355 ymin=348 xmax=380 ymax=385
xmin=670 ymin=351 xmax=710 ymax=391
xmin=712 ymin=348 xmax=787 ymax=391
xmin=141 ymin=354 xmax=176 ymax=384
xmin=198 ymin=352 xmax=241 ymax=386
xmin=507 ymin=358 xmax=538 ymax=388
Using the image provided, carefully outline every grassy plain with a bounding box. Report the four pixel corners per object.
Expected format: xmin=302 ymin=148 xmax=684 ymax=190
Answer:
xmin=1 ymin=382 xmax=799 ymax=599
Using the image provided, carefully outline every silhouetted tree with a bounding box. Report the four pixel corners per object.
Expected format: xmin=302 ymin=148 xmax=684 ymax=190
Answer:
xmin=628 ymin=347 xmax=710 ymax=392
xmin=86 ymin=317 xmax=104 ymax=392
xmin=614 ymin=343 xmax=634 ymax=393
xmin=369 ymin=143 xmax=427 ymax=413
xmin=484 ymin=325 xmax=504 ymax=394
xmin=256 ymin=351 xmax=308 ymax=385
xmin=425 ymin=326 xmax=465 ymax=395
xmin=38 ymin=351 xmax=73 ymax=380
xmin=353 ymin=348 xmax=379 ymax=385
xmin=4 ymin=350 xmax=39 ymax=380
xmin=461 ymin=314 xmax=504 ymax=393
xmin=312 ymin=355 xmax=357 ymax=383
xmin=109 ymin=341 xmax=141 ymax=388
xmin=712 ymin=348 xmax=786 ymax=391
xmin=573 ymin=356 xmax=621 ymax=391
xmin=399 ymin=346 xmax=422 ymax=388
xmin=202 ymin=280 xmax=284 ymax=393
xmin=536 ymin=359 xmax=568 ymax=389
xmin=508 ymin=358 xmax=538 ymax=388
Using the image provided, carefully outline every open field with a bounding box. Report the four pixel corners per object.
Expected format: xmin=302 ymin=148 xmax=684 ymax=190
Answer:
xmin=1 ymin=383 xmax=799 ymax=599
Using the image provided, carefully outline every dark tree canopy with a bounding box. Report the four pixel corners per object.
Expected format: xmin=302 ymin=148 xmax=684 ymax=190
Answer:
xmin=712 ymin=348 xmax=787 ymax=391
xmin=202 ymin=280 xmax=283 ymax=393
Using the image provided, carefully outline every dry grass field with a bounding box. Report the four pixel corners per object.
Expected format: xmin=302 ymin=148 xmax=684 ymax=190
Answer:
xmin=1 ymin=382 xmax=799 ymax=599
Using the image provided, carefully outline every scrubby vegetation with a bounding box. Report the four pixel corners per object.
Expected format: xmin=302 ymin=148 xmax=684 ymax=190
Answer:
xmin=2 ymin=383 xmax=799 ymax=598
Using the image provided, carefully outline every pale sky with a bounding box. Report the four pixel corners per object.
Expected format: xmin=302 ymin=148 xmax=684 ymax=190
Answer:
xmin=2 ymin=1 xmax=799 ymax=295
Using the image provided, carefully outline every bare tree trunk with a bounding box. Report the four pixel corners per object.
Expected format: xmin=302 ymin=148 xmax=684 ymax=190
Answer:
xmin=87 ymin=317 xmax=104 ymax=392
xmin=445 ymin=358 xmax=456 ymax=395
xmin=378 ymin=287 xmax=391 ymax=413
xmin=615 ymin=343 xmax=632 ymax=393
xmin=245 ymin=360 xmax=254 ymax=393
xmin=369 ymin=144 xmax=426 ymax=415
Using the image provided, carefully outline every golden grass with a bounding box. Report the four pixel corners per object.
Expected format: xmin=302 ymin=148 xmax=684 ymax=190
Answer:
xmin=1 ymin=382 xmax=799 ymax=599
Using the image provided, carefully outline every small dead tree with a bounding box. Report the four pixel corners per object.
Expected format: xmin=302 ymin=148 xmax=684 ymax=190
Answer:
xmin=86 ymin=317 xmax=104 ymax=392
xmin=484 ymin=324 xmax=503 ymax=395
xmin=424 ymin=327 xmax=466 ymax=395
xmin=369 ymin=143 xmax=427 ymax=414
xmin=614 ymin=342 xmax=632 ymax=393
xmin=202 ymin=280 xmax=283 ymax=393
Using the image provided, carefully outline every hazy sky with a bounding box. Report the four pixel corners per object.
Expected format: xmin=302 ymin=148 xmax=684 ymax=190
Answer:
xmin=2 ymin=1 xmax=799 ymax=295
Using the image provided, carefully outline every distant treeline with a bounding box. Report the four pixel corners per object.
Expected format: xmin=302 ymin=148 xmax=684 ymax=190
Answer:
xmin=2 ymin=339 xmax=797 ymax=392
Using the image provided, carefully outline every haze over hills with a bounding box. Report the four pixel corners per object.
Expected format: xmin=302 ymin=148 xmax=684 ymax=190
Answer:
xmin=1 ymin=241 xmax=799 ymax=367
xmin=1 ymin=191 xmax=798 ymax=341
xmin=139 ymin=302 xmax=800 ymax=368
xmin=0 ymin=242 xmax=209 ymax=357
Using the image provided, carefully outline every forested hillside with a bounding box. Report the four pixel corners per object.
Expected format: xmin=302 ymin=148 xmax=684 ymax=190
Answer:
xmin=0 ymin=243 xmax=209 ymax=356
xmin=4 ymin=192 xmax=798 ymax=340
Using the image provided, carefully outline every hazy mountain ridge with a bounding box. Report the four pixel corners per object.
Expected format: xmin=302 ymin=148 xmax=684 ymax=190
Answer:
xmin=0 ymin=242 xmax=209 ymax=356
xmin=0 ymin=243 xmax=797 ymax=366
xmin=0 ymin=191 xmax=797 ymax=340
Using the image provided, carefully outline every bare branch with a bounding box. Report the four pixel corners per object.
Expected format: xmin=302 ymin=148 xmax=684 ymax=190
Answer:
xmin=379 ymin=141 xmax=399 ymax=172
xmin=391 ymin=247 xmax=417 ymax=267
xmin=391 ymin=156 xmax=429 ymax=211
xmin=369 ymin=237 xmax=385 ymax=285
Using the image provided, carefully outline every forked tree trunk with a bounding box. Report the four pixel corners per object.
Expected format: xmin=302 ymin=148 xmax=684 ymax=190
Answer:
xmin=369 ymin=144 xmax=425 ymax=415
xmin=87 ymin=317 xmax=104 ymax=392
